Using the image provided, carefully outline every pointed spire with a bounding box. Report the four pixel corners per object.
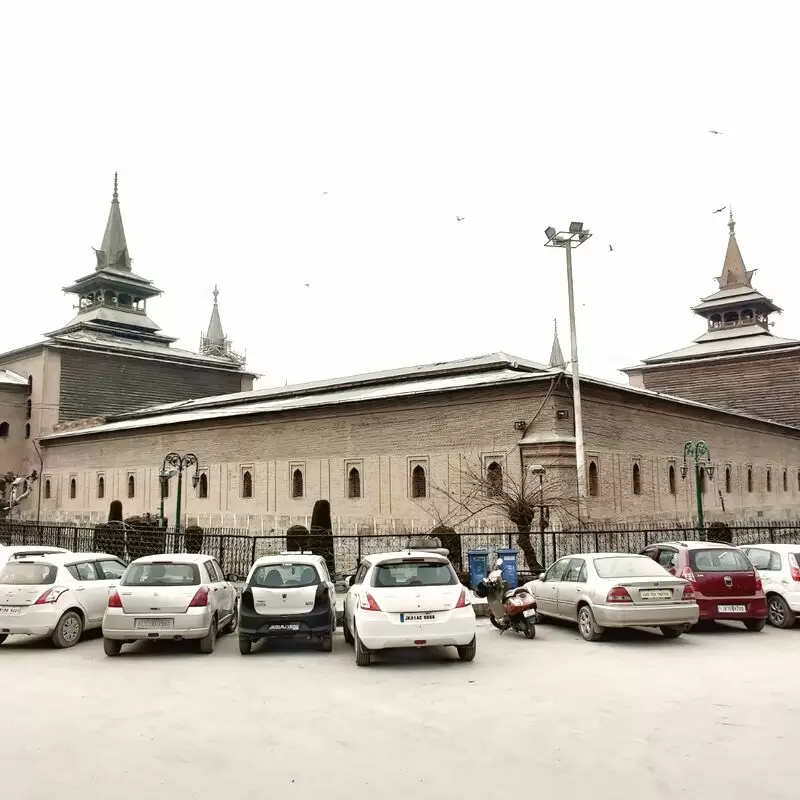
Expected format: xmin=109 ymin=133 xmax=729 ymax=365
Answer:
xmin=549 ymin=319 xmax=566 ymax=368
xmin=205 ymin=285 xmax=226 ymax=345
xmin=95 ymin=173 xmax=131 ymax=271
xmin=716 ymin=208 xmax=752 ymax=290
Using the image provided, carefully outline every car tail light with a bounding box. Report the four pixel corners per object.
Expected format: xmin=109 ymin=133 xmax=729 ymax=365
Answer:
xmin=789 ymin=554 xmax=800 ymax=582
xmin=107 ymin=589 xmax=123 ymax=608
xmin=34 ymin=587 xmax=67 ymax=605
xmin=754 ymin=570 xmax=762 ymax=592
xmin=606 ymin=586 xmax=632 ymax=603
xmin=188 ymin=586 xmax=210 ymax=607
xmin=360 ymin=593 xmax=381 ymax=611
xmin=680 ymin=566 xmax=697 ymax=585
xmin=681 ymin=584 xmax=696 ymax=602
xmin=455 ymin=588 xmax=470 ymax=608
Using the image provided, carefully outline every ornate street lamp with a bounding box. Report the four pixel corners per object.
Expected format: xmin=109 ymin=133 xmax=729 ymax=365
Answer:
xmin=160 ymin=452 xmax=200 ymax=532
xmin=681 ymin=441 xmax=714 ymax=537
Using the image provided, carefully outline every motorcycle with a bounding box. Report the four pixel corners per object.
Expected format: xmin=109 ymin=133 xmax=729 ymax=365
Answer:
xmin=475 ymin=558 xmax=538 ymax=639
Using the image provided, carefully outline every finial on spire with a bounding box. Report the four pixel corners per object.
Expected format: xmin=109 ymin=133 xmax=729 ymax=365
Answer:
xmin=549 ymin=317 xmax=566 ymax=369
xmin=728 ymin=207 xmax=735 ymax=236
xmin=113 ymin=172 xmax=119 ymax=202
xmin=212 ymin=285 xmax=219 ymax=305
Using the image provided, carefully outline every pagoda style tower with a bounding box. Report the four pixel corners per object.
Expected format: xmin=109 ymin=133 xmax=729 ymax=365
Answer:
xmin=199 ymin=286 xmax=245 ymax=364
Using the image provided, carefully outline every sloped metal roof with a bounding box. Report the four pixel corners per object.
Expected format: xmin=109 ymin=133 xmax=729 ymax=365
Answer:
xmin=0 ymin=369 xmax=27 ymax=386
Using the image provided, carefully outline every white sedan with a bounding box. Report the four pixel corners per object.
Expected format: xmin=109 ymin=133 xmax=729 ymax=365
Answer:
xmin=343 ymin=551 xmax=476 ymax=666
xmin=525 ymin=553 xmax=699 ymax=641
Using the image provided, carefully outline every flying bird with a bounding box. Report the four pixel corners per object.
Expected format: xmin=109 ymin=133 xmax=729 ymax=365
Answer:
xmin=456 ymin=216 xmax=464 ymax=222
xmin=712 ymin=206 xmax=727 ymax=214
xmin=304 ymin=283 xmax=310 ymax=288
xmin=709 ymin=130 xmax=724 ymax=135
xmin=322 ymin=192 xmax=328 ymax=195
xmin=608 ymin=244 xmax=613 ymax=252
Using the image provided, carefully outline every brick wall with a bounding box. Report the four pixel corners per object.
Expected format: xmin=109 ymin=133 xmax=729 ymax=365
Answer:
xmin=38 ymin=378 xmax=800 ymax=527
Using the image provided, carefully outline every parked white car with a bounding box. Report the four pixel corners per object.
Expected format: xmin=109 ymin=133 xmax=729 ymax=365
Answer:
xmin=525 ymin=553 xmax=699 ymax=641
xmin=343 ymin=551 xmax=476 ymax=666
xmin=238 ymin=553 xmax=337 ymax=654
xmin=0 ymin=545 xmax=71 ymax=569
xmin=0 ymin=552 xmax=126 ymax=648
xmin=102 ymin=553 xmax=237 ymax=656
xmin=738 ymin=544 xmax=800 ymax=628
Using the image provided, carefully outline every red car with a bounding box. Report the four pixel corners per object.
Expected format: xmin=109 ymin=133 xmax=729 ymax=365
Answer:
xmin=641 ymin=541 xmax=767 ymax=630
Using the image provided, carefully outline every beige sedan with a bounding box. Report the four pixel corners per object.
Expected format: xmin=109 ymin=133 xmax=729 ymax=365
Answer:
xmin=525 ymin=553 xmax=699 ymax=641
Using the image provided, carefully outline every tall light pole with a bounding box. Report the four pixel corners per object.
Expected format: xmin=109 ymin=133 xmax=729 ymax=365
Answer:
xmin=528 ymin=464 xmax=548 ymax=568
xmin=160 ymin=452 xmax=200 ymax=533
xmin=680 ymin=441 xmax=714 ymax=538
xmin=545 ymin=222 xmax=592 ymax=520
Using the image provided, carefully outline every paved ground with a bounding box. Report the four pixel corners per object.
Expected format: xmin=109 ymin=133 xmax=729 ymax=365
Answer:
xmin=2 ymin=619 xmax=797 ymax=799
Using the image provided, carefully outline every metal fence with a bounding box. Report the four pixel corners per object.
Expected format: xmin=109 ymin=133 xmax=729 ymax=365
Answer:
xmin=2 ymin=520 xmax=800 ymax=582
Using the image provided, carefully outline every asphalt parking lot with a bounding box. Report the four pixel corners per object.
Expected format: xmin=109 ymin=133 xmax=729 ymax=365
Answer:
xmin=2 ymin=618 xmax=797 ymax=799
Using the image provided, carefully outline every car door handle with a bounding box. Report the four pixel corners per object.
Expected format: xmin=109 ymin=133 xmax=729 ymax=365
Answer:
xmin=76 ymin=587 xmax=86 ymax=592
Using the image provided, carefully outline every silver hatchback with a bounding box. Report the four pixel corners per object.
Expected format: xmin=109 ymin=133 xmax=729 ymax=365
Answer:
xmin=102 ymin=553 xmax=238 ymax=656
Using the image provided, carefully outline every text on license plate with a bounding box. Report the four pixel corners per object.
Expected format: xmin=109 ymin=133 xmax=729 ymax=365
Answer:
xmin=718 ymin=604 xmax=747 ymax=613
xmin=640 ymin=590 xmax=672 ymax=600
xmin=134 ymin=618 xmax=174 ymax=629
xmin=269 ymin=624 xmax=300 ymax=631
xmin=401 ymin=613 xmax=435 ymax=623
xmin=0 ymin=607 xmax=21 ymax=615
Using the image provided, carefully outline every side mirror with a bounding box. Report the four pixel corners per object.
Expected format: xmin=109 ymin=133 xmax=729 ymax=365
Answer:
xmin=538 ymin=572 xmax=546 ymax=581
xmin=226 ymin=573 xmax=239 ymax=583
xmin=348 ymin=575 xmax=356 ymax=587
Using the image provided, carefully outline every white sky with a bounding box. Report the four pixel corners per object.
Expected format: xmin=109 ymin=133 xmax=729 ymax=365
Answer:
xmin=2 ymin=2 xmax=798 ymax=388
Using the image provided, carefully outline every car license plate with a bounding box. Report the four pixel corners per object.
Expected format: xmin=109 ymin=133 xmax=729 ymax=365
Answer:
xmin=718 ymin=604 xmax=747 ymax=613
xmin=523 ymin=608 xmax=537 ymax=618
xmin=134 ymin=618 xmax=174 ymax=629
xmin=269 ymin=624 xmax=300 ymax=631
xmin=641 ymin=590 xmax=672 ymax=600
xmin=400 ymin=613 xmax=435 ymax=623
xmin=0 ymin=607 xmax=20 ymax=615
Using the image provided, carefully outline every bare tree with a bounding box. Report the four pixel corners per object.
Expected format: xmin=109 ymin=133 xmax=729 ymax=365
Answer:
xmin=431 ymin=458 xmax=578 ymax=572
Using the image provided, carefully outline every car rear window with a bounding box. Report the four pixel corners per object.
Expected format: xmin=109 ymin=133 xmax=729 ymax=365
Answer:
xmin=250 ymin=563 xmax=320 ymax=588
xmin=372 ymin=560 xmax=457 ymax=588
xmin=122 ymin=562 xmax=200 ymax=587
xmin=593 ymin=556 xmax=668 ymax=579
xmin=690 ymin=549 xmax=752 ymax=573
xmin=0 ymin=563 xmax=58 ymax=585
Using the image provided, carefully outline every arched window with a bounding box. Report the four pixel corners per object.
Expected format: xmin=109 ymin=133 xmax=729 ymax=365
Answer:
xmin=242 ymin=470 xmax=253 ymax=498
xmin=25 ymin=399 xmax=31 ymax=420
xmin=411 ymin=465 xmax=427 ymax=499
xmin=292 ymin=469 xmax=304 ymax=498
xmin=24 ymin=423 xmax=30 ymax=439
xmin=486 ymin=461 xmax=503 ymax=497
xmin=699 ymin=467 xmax=706 ymax=494
xmin=44 ymin=479 xmax=51 ymax=499
xmin=198 ymin=472 xmax=208 ymax=499
xmin=348 ymin=467 xmax=361 ymax=499
xmin=69 ymin=478 xmax=76 ymax=499
xmin=26 ymin=375 xmax=33 ymax=395
xmin=0 ymin=421 xmax=8 ymax=437
xmin=783 ymin=470 xmax=788 ymax=492
xmin=766 ymin=469 xmax=772 ymax=492
xmin=97 ymin=475 xmax=105 ymax=499
xmin=725 ymin=467 xmax=731 ymax=494
xmin=747 ymin=467 xmax=753 ymax=493
xmin=668 ymin=464 xmax=676 ymax=495
xmin=588 ymin=461 xmax=599 ymax=497
xmin=127 ymin=474 xmax=135 ymax=498
xmin=632 ymin=463 xmax=642 ymax=495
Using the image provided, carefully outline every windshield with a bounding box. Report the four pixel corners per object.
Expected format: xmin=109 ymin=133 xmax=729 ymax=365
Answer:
xmin=0 ymin=563 xmax=58 ymax=585
xmin=690 ymin=549 xmax=753 ymax=573
xmin=250 ymin=563 xmax=320 ymax=588
xmin=372 ymin=560 xmax=457 ymax=588
xmin=594 ymin=556 xmax=669 ymax=579
xmin=122 ymin=562 xmax=200 ymax=587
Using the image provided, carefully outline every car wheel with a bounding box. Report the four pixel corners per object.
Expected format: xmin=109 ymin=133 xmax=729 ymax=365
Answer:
xmin=51 ymin=611 xmax=84 ymax=648
xmin=342 ymin=614 xmax=355 ymax=644
xmin=457 ymin=636 xmax=477 ymax=662
xmin=199 ymin=618 xmax=218 ymax=654
xmin=768 ymin=595 xmax=796 ymax=629
xmin=660 ymin=625 xmax=683 ymax=639
xmin=103 ymin=638 xmax=123 ymax=657
xmin=0 ymin=634 xmax=7 ymax=646
xmin=523 ymin=618 xmax=536 ymax=639
xmin=320 ymin=635 xmax=333 ymax=653
xmin=744 ymin=617 xmax=767 ymax=632
xmin=222 ymin=606 xmax=239 ymax=635
xmin=354 ymin=624 xmax=371 ymax=667
xmin=577 ymin=605 xmax=604 ymax=642
xmin=238 ymin=636 xmax=252 ymax=655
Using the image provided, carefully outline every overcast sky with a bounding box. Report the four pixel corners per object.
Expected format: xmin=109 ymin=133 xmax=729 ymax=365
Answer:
xmin=2 ymin=2 xmax=798 ymax=388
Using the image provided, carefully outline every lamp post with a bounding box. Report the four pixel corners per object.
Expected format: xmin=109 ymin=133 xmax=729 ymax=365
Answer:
xmin=159 ymin=452 xmax=200 ymax=532
xmin=545 ymin=222 xmax=592 ymax=520
xmin=529 ymin=463 xmax=548 ymax=567
xmin=680 ymin=441 xmax=714 ymax=537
